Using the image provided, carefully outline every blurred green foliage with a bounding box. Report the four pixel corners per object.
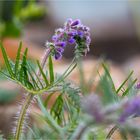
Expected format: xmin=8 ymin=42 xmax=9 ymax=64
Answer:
xmin=0 ymin=0 xmax=46 ymax=38
xmin=0 ymin=88 xmax=18 ymax=104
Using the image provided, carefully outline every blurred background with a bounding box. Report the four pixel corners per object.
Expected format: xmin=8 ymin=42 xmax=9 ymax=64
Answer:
xmin=0 ymin=0 xmax=140 ymax=137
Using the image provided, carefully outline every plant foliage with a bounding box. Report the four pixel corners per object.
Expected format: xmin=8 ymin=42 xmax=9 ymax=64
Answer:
xmin=0 ymin=42 xmax=76 ymax=95
xmin=0 ymin=42 xmax=140 ymax=140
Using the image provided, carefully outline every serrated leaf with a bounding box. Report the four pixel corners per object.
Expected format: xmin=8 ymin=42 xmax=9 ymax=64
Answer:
xmin=65 ymin=87 xmax=80 ymax=109
xmin=48 ymin=56 xmax=54 ymax=84
xmin=50 ymin=95 xmax=64 ymax=124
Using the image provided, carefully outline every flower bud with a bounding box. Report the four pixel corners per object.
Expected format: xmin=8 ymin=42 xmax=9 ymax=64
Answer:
xmin=71 ymin=19 xmax=81 ymax=26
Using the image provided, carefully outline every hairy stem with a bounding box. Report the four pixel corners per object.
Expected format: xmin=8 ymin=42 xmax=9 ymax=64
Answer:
xmin=15 ymin=93 xmax=33 ymax=140
xmin=14 ymin=48 xmax=51 ymax=140
xmin=38 ymin=48 xmax=51 ymax=76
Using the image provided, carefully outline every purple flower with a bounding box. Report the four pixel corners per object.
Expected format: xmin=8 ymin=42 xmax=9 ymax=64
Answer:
xmin=48 ymin=18 xmax=91 ymax=60
xmin=82 ymin=94 xmax=105 ymax=123
xmin=55 ymin=42 xmax=67 ymax=48
xmin=56 ymin=47 xmax=64 ymax=53
xmin=68 ymin=37 xmax=75 ymax=44
xmin=77 ymin=31 xmax=84 ymax=37
xmin=67 ymin=31 xmax=77 ymax=36
xmin=119 ymin=96 xmax=140 ymax=123
xmin=83 ymin=26 xmax=90 ymax=32
xmin=54 ymin=51 xmax=62 ymax=60
xmin=52 ymin=35 xmax=58 ymax=42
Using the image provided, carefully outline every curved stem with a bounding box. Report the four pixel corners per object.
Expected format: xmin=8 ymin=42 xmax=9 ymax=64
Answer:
xmin=15 ymin=93 xmax=33 ymax=140
xmin=14 ymin=48 xmax=51 ymax=140
xmin=106 ymin=125 xmax=118 ymax=139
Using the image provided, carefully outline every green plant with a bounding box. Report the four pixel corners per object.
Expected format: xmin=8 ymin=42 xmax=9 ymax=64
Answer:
xmin=1 ymin=18 xmax=140 ymax=140
xmin=0 ymin=19 xmax=90 ymax=139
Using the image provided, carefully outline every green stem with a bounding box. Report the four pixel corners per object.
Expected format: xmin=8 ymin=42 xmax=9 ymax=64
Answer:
xmin=15 ymin=93 xmax=34 ymax=140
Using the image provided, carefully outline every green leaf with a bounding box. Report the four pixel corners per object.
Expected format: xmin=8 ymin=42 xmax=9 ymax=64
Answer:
xmin=27 ymin=68 xmax=40 ymax=90
xmin=37 ymin=60 xmax=49 ymax=87
xmin=65 ymin=86 xmax=80 ymax=109
xmin=15 ymin=41 xmax=22 ymax=75
xmin=48 ymin=56 xmax=54 ymax=84
xmin=122 ymin=78 xmax=137 ymax=97
xmin=19 ymin=48 xmax=28 ymax=84
xmin=116 ymin=71 xmax=134 ymax=94
xmin=63 ymin=63 xmax=77 ymax=79
xmin=37 ymin=95 xmax=62 ymax=133
xmin=0 ymin=42 xmax=14 ymax=77
xmin=53 ymin=62 xmax=77 ymax=87
xmin=102 ymin=63 xmax=116 ymax=92
xmin=50 ymin=95 xmax=64 ymax=124
xmin=97 ymin=63 xmax=119 ymax=104
xmin=27 ymin=62 xmax=44 ymax=89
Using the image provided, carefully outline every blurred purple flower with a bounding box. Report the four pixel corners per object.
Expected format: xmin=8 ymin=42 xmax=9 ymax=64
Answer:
xmin=136 ymin=82 xmax=140 ymax=89
xmin=82 ymin=94 xmax=105 ymax=123
xmin=77 ymin=31 xmax=84 ymax=38
xmin=119 ymin=96 xmax=140 ymax=123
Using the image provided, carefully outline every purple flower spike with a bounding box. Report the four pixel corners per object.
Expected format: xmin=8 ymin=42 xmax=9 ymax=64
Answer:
xmin=71 ymin=19 xmax=81 ymax=26
xmin=48 ymin=18 xmax=91 ymax=60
